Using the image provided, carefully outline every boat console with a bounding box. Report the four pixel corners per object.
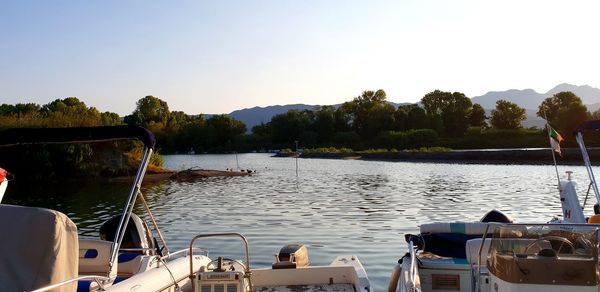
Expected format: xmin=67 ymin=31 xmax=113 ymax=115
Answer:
xmin=487 ymin=224 xmax=598 ymax=289
xmin=189 ymin=233 xmax=371 ymax=292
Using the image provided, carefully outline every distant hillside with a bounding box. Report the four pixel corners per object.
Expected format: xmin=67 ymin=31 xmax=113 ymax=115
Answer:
xmin=473 ymin=83 xmax=600 ymax=129
xmin=472 ymin=89 xmax=542 ymax=109
xmin=229 ymin=104 xmax=317 ymax=131
xmin=472 ymin=83 xmax=600 ymax=110
xmin=227 ymin=102 xmax=407 ymax=131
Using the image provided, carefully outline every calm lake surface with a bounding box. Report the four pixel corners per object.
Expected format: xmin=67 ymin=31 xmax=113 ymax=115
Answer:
xmin=3 ymin=154 xmax=589 ymax=291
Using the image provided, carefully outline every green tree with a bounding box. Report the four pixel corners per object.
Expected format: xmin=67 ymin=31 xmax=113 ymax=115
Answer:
xmin=165 ymin=111 xmax=192 ymax=133
xmin=490 ymin=100 xmax=526 ymax=129
xmin=421 ymin=90 xmax=472 ymax=136
xmin=313 ymin=106 xmax=336 ymax=143
xmin=269 ymin=110 xmax=314 ymax=143
xmin=406 ymin=105 xmax=428 ymax=130
xmin=341 ymin=89 xmax=389 ymax=138
xmin=393 ymin=106 xmax=409 ymax=131
xmin=126 ymin=96 xmax=170 ymax=129
xmin=421 ymin=90 xmax=449 ymax=115
xmin=42 ymin=97 xmax=102 ymax=127
xmin=206 ymin=115 xmax=247 ymax=149
xmin=0 ymin=103 xmax=41 ymax=117
xmin=469 ymin=103 xmax=487 ymax=127
xmin=333 ymin=107 xmax=351 ymax=132
xmin=252 ymin=123 xmax=272 ymax=137
xmin=363 ymin=102 xmax=395 ymax=137
xmin=100 ymin=112 xmax=122 ymax=125
xmin=537 ymin=91 xmax=588 ymax=133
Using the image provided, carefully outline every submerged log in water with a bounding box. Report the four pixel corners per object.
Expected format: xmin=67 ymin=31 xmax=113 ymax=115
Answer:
xmin=169 ymin=168 xmax=252 ymax=181
xmin=110 ymin=168 xmax=253 ymax=184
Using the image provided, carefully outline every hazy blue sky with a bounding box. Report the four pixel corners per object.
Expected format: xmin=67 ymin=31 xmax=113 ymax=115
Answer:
xmin=2 ymin=1 xmax=600 ymax=115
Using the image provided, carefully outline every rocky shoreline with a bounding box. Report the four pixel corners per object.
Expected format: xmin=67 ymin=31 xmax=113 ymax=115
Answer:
xmin=275 ymin=148 xmax=600 ymax=165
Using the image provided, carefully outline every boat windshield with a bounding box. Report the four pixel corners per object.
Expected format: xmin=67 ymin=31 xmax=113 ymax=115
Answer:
xmin=488 ymin=224 xmax=599 ymax=286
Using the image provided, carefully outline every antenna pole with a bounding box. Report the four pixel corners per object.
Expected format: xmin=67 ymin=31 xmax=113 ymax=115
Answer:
xmin=295 ymin=140 xmax=299 ymax=177
xmin=543 ymin=111 xmax=561 ymax=189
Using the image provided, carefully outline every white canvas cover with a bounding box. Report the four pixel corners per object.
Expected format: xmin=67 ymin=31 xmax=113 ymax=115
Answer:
xmin=0 ymin=204 xmax=79 ymax=291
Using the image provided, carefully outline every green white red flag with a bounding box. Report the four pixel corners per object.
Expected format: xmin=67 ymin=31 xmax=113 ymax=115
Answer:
xmin=548 ymin=125 xmax=564 ymax=156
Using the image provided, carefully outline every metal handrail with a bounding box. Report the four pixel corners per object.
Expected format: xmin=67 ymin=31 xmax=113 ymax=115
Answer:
xmin=137 ymin=189 xmax=170 ymax=256
xmin=30 ymin=275 xmax=109 ymax=292
xmin=405 ymin=241 xmax=421 ymax=292
xmin=162 ymin=247 xmax=208 ymax=260
xmin=475 ymin=224 xmax=491 ymax=292
xmin=188 ymin=233 xmax=252 ymax=292
xmin=576 ymin=133 xmax=600 ymax=208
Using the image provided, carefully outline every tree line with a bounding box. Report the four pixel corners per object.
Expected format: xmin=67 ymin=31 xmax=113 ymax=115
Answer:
xmin=250 ymin=89 xmax=591 ymax=150
xmin=0 ymin=89 xmax=595 ymax=153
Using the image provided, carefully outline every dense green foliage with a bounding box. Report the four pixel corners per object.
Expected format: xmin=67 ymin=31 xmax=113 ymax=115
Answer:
xmin=537 ymin=91 xmax=589 ymax=134
xmin=0 ymin=97 xmax=159 ymax=180
xmin=123 ymin=96 xmax=247 ymax=153
xmin=490 ymin=100 xmax=527 ymax=129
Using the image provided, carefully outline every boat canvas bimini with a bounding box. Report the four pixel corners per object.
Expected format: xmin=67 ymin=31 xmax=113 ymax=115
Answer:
xmin=0 ymin=126 xmax=371 ymax=292
xmin=388 ymin=120 xmax=600 ymax=292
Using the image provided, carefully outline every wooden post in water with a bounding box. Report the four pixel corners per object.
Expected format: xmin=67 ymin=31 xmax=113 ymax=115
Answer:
xmin=295 ymin=140 xmax=299 ymax=177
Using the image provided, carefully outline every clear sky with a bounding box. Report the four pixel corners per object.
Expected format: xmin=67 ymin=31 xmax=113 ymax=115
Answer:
xmin=2 ymin=1 xmax=600 ymax=115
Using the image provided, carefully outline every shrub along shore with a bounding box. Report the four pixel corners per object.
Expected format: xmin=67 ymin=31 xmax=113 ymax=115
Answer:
xmin=276 ymin=147 xmax=600 ymax=165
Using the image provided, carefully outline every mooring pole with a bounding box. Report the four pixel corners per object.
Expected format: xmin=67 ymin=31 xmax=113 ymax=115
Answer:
xmin=295 ymin=140 xmax=299 ymax=177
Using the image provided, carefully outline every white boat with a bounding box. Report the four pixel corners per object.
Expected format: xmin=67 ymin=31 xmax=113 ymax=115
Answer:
xmin=0 ymin=126 xmax=371 ymax=292
xmin=388 ymin=120 xmax=600 ymax=292
xmin=0 ymin=168 xmax=7 ymax=202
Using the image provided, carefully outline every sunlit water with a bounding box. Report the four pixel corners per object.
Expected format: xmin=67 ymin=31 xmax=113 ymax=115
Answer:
xmin=3 ymin=154 xmax=590 ymax=291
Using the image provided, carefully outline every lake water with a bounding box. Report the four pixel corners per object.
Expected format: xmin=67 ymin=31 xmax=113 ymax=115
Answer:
xmin=3 ymin=154 xmax=590 ymax=291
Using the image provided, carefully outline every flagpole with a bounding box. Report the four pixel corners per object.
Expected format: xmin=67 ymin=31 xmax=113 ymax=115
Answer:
xmin=543 ymin=110 xmax=561 ymax=189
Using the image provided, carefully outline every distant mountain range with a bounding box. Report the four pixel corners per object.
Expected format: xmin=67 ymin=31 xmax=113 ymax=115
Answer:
xmin=472 ymin=83 xmax=600 ymax=128
xmin=216 ymin=83 xmax=600 ymax=131
xmin=228 ymin=104 xmax=317 ymax=130
xmin=471 ymin=83 xmax=600 ymax=110
xmin=225 ymin=102 xmax=405 ymax=131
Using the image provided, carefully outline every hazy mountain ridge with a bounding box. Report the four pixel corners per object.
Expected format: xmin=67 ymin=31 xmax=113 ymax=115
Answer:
xmin=472 ymin=83 xmax=600 ymax=110
xmin=472 ymin=83 xmax=600 ymax=128
xmin=226 ymin=102 xmax=405 ymax=131
xmin=228 ymin=104 xmax=317 ymax=130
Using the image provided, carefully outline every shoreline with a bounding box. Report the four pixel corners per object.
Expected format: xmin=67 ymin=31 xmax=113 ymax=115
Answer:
xmin=274 ymin=148 xmax=600 ymax=165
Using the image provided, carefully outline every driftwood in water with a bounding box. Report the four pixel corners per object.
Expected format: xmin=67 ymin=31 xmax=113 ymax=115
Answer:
xmin=110 ymin=168 xmax=253 ymax=184
xmin=169 ymin=168 xmax=252 ymax=181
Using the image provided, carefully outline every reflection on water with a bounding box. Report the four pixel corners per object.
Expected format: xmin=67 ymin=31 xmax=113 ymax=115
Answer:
xmin=3 ymin=154 xmax=587 ymax=291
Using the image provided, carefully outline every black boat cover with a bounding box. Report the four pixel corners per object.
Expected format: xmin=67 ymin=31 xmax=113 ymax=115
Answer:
xmin=0 ymin=126 xmax=155 ymax=148
xmin=574 ymin=120 xmax=600 ymax=134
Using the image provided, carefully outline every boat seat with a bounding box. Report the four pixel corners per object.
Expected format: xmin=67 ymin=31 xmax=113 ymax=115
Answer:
xmin=0 ymin=204 xmax=78 ymax=292
xmin=78 ymin=240 xmax=146 ymax=291
xmin=465 ymin=238 xmax=491 ymax=265
xmin=79 ymin=239 xmax=115 ymax=276
xmin=418 ymin=222 xmax=495 ymax=259
xmin=117 ymin=253 xmax=146 ymax=276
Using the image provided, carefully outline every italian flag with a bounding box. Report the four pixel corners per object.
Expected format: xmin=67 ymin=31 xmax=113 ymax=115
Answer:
xmin=548 ymin=126 xmax=564 ymax=156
